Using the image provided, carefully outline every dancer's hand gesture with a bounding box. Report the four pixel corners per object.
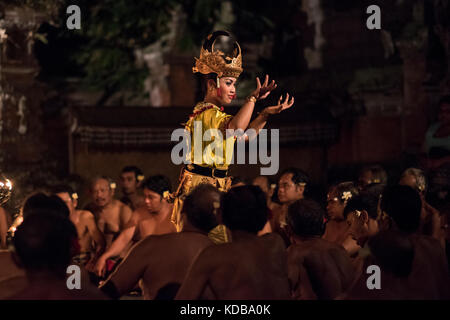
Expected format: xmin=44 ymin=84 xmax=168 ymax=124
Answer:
xmin=251 ymin=74 xmax=277 ymax=100
xmin=262 ymin=93 xmax=295 ymax=115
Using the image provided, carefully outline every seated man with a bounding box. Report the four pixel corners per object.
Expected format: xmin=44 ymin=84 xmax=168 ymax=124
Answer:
xmin=286 ymin=199 xmax=354 ymax=300
xmin=175 ymin=185 xmax=291 ymax=300
xmin=94 ymin=175 xmax=176 ymax=277
xmin=85 ymin=176 xmax=132 ymax=274
xmin=0 ymin=249 xmax=27 ymax=299
xmin=9 ymin=211 xmax=106 ymax=299
xmin=346 ymin=185 xmax=450 ymax=299
xmin=399 ymin=168 xmax=444 ymax=246
xmin=274 ymin=168 xmax=310 ymax=246
xmin=54 ymin=185 xmax=105 ymax=268
xmin=99 ymin=184 xmax=219 ymax=300
xmin=119 ymin=166 xmax=145 ymax=211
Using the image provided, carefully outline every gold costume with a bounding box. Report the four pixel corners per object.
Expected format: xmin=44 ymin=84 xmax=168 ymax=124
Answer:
xmin=170 ymin=31 xmax=243 ymax=243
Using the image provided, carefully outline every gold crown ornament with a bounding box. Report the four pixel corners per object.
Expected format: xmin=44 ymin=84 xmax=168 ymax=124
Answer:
xmin=193 ymin=30 xmax=243 ymax=79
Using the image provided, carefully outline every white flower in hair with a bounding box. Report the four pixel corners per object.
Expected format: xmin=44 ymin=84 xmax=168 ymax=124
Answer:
xmin=137 ymin=175 xmax=145 ymax=181
xmin=110 ymin=182 xmax=116 ymax=189
xmin=163 ymin=191 xmax=170 ymax=199
xmin=342 ymin=191 xmax=352 ymax=202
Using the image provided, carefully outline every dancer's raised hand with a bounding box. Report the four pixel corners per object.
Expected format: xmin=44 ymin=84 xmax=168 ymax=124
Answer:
xmin=251 ymin=74 xmax=277 ymax=101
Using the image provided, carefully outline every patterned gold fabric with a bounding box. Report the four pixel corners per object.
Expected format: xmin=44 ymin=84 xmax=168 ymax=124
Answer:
xmin=185 ymin=102 xmax=235 ymax=171
xmin=171 ymin=102 xmax=236 ymax=243
xmin=171 ymin=169 xmax=232 ymax=237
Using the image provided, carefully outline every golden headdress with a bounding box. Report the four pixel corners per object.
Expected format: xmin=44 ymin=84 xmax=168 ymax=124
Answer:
xmin=192 ymin=30 xmax=243 ymax=79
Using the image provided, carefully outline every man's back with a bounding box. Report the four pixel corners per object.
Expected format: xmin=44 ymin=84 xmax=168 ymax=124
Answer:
xmin=103 ymin=231 xmax=213 ymax=299
xmin=0 ymin=250 xmax=27 ymax=299
xmin=177 ymin=233 xmax=291 ymax=300
xmin=287 ymin=238 xmax=354 ymax=299
xmin=408 ymin=234 xmax=450 ymax=299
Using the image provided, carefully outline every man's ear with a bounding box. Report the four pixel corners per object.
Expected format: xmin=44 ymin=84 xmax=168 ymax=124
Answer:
xmin=296 ymin=185 xmax=305 ymax=196
xmin=361 ymin=210 xmax=369 ymax=223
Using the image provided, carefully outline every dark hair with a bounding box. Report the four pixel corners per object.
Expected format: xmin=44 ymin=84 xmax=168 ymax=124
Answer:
xmin=52 ymin=185 xmax=75 ymax=199
xmin=200 ymin=73 xmax=218 ymax=97
xmin=359 ymin=165 xmax=388 ymax=185
xmin=380 ymin=185 xmax=421 ymax=234
xmin=13 ymin=212 xmax=78 ymax=277
xmin=329 ymin=181 xmax=359 ymax=204
xmin=281 ymin=167 xmax=309 ymax=186
xmin=221 ymin=185 xmax=267 ymax=233
xmin=182 ymin=184 xmax=219 ymax=232
xmin=231 ymin=176 xmax=245 ymax=186
xmin=141 ymin=175 xmax=171 ymax=197
xmin=344 ymin=184 xmax=384 ymax=220
xmin=22 ymin=192 xmax=70 ymax=219
xmin=367 ymin=230 xmax=414 ymax=278
xmin=287 ymin=199 xmax=326 ymax=237
xmin=121 ymin=166 xmax=143 ymax=181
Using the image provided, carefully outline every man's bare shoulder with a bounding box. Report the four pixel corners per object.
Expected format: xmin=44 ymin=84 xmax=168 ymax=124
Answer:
xmin=259 ymin=232 xmax=286 ymax=249
xmin=77 ymin=210 xmax=95 ymax=221
xmin=133 ymin=206 xmax=151 ymax=218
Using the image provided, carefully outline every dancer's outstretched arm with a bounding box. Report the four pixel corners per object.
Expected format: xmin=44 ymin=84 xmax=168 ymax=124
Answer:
xmin=228 ymin=74 xmax=277 ymax=131
xmin=243 ymin=93 xmax=295 ymax=141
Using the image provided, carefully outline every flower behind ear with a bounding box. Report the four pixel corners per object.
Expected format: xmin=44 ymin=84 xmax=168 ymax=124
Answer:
xmin=342 ymin=191 xmax=353 ymax=202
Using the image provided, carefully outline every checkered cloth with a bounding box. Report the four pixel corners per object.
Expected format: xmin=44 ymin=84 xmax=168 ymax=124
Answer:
xmin=72 ymin=106 xmax=338 ymax=147
xmin=75 ymin=123 xmax=337 ymax=147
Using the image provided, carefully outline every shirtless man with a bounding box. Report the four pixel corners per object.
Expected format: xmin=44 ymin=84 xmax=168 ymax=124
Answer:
xmin=0 ymin=249 xmax=27 ymax=299
xmin=252 ymin=175 xmax=276 ymax=235
xmin=286 ymin=199 xmax=354 ymax=300
xmin=399 ymin=168 xmax=444 ymax=245
xmin=119 ymin=166 xmax=145 ymax=211
xmin=9 ymin=212 xmax=106 ymax=300
xmin=176 ymin=185 xmax=291 ymax=300
xmin=275 ymin=168 xmax=309 ymax=245
xmin=85 ymin=176 xmax=132 ymax=250
xmin=323 ymin=182 xmax=359 ymax=249
xmin=94 ymin=175 xmax=176 ymax=277
xmin=346 ymin=185 xmax=450 ymax=299
xmin=100 ymin=184 xmax=218 ymax=299
xmin=54 ymin=185 xmax=105 ymax=267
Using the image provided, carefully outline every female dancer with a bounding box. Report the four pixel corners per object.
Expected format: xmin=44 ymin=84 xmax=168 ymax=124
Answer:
xmin=170 ymin=30 xmax=294 ymax=241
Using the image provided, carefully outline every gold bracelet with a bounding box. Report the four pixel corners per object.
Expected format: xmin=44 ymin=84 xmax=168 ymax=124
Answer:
xmin=246 ymin=95 xmax=257 ymax=103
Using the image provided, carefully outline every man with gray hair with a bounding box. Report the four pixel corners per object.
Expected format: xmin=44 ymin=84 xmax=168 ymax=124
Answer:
xmin=399 ymin=168 xmax=444 ymax=246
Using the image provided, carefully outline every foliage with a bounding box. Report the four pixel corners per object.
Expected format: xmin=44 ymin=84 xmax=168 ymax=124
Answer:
xmin=56 ymin=0 xmax=178 ymax=104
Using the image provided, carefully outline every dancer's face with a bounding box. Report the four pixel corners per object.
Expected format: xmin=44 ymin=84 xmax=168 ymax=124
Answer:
xmin=207 ymin=77 xmax=237 ymax=106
